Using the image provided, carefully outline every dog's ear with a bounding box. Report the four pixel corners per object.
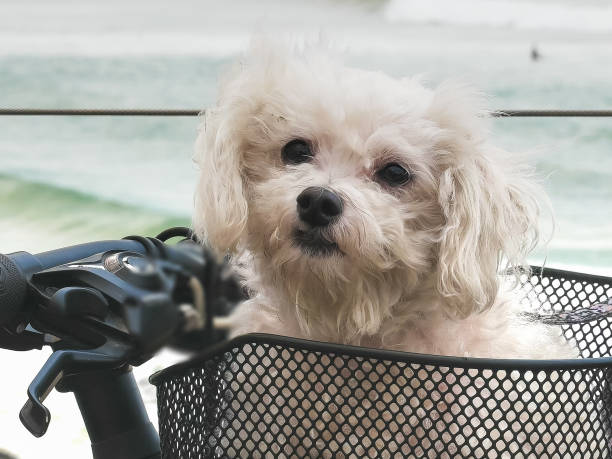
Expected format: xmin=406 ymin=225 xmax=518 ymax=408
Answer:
xmin=193 ymin=108 xmax=248 ymax=254
xmin=429 ymin=84 xmax=543 ymax=317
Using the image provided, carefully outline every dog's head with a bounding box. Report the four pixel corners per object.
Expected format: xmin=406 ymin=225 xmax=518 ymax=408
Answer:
xmin=194 ymin=42 xmax=543 ymax=339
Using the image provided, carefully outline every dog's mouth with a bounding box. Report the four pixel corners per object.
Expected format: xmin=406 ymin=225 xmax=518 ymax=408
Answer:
xmin=293 ymin=228 xmax=342 ymax=257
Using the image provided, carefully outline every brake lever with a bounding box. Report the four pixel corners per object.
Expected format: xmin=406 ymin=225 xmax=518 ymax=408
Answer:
xmin=20 ymin=345 xmax=128 ymax=437
xmin=18 ymin=288 xmax=179 ymax=437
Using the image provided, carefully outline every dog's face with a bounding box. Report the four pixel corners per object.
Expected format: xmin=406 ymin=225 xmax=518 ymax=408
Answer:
xmin=194 ymin=44 xmax=542 ymax=338
xmin=236 ymin=71 xmax=442 ymax=274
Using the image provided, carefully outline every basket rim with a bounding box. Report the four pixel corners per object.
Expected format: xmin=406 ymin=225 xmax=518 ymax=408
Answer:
xmin=149 ymin=332 xmax=612 ymax=386
xmin=528 ymin=264 xmax=612 ymax=284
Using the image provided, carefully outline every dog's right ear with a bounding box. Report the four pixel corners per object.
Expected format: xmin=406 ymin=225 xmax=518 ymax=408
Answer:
xmin=193 ymin=108 xmax=248 ymax=254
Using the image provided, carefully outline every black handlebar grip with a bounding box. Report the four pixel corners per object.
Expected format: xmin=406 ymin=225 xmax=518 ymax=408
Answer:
xmin=0 ymin=253 xmax=27 ymax=326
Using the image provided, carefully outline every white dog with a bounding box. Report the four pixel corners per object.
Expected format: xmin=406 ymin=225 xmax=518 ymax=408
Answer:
xmin=191 ymin=41 xmax=587 ymax=458
xmin=193 ymin=41 xmax=574 ymax=361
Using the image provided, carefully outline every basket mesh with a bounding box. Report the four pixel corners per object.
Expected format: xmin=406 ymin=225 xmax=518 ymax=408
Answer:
xmin=153 ymin=267 xmax=612 ymax=458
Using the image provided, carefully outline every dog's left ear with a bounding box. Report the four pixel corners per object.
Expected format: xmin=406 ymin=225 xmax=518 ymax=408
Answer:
xmin=193 ymin=107 xmax=249 ymax=255
xmin=429 ymin=83 xmax=543 ymax=317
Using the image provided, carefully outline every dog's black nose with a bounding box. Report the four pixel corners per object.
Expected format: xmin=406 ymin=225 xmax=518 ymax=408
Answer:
xmin=296 ymin=186 xmax=343 ymax=227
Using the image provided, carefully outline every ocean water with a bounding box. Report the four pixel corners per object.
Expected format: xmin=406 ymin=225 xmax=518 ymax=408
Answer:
xmin=1 ymin=0 xmax=611 ymax=271
xmin=1 ymin=0 xmax=611 ymax=457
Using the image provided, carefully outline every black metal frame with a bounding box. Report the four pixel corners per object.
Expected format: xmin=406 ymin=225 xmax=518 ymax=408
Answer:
xmin=149 ymin=265 xmax=612 ymax=457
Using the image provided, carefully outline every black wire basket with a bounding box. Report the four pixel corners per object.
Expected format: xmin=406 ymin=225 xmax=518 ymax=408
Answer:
xmin=150 ymin=267 xmax=612 ymax=458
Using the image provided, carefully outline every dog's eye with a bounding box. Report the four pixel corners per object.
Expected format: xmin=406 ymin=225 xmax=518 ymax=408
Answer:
xmin=281 ymin=139 xmax=313 ymax=165
xmin=376 ymin=163 xmax=412 ymax=186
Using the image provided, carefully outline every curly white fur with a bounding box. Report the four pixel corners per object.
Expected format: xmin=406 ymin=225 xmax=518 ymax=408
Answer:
xmin=193 ymin=40 xmax=575 ymax=361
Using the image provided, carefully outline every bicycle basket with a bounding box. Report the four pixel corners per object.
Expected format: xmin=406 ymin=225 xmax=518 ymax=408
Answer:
xmin=151 ymin=267 xmax=612 ymax=458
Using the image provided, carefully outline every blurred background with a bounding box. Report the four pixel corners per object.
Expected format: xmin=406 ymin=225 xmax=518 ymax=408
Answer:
xmin=1 ymin=0 xmax=611 ymax=456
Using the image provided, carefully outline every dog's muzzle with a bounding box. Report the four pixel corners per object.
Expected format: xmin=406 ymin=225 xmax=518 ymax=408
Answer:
xmin=294 ymin=187 xmax=343 ymax=256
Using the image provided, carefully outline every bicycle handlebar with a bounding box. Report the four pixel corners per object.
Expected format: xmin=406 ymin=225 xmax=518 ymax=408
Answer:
xmin=0 ymin=240 xmax=148 ymax=328
xmin=0 ymin=229 xmax=242 ymax=446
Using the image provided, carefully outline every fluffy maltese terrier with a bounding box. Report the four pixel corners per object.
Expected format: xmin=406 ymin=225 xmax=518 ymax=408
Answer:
xmin=193 ymin=41 xmax=575 ymax=361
